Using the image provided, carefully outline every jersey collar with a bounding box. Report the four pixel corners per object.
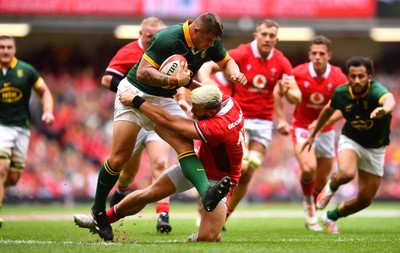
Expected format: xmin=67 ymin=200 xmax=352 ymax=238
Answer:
xmin=309 ymin=61 xmax=331 ymax=79
xmin=251 ymin=40 xmax=274 ymax=60
xmin=138 ymin=38 xmax=144 ymax=50
xmin=217 ymin=97 xmax=234 ymax=116
xmin=183 ymin=20 xmax=195 ymax=48
xmin=0 ymin=57 xmax=18 ymax=69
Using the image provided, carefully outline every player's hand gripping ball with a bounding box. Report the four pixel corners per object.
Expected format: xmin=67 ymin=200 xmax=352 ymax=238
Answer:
xmin=160 ymin=54 xmax=188 ymax=89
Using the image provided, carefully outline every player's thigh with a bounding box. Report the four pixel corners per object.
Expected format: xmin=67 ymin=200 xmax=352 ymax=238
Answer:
xmin=110 ymin=120 xmax=140 ymax=164
xmin=294 ymin=142 xmax=317 ymax=173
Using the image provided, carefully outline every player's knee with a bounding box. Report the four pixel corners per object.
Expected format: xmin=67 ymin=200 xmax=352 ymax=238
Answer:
xmin=357 ymin=195 xmax=373 ymax=208
xmin=198 ymin=230 xmax=221 ymax=242
xmin=5 ymin=159 xmax=24 ymax=185
xmin=108 ymin=157 xmax=126 ymax=172
xmin=247 ymin=151 xmax=264 ymax=170
xmin=338 ymin=170 xmax=356 ymax=183
xmin=151 ymin=157 xmax=168 ymax=172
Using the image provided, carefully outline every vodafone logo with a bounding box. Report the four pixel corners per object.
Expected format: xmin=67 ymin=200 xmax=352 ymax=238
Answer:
xmin=310 ymin=92 xmax=324 ymax=105
xmin=252 ymin=74 xmax=267 ymax=89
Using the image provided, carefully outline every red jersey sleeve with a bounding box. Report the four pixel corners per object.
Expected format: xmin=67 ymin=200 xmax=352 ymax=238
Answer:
xmin=105 ymin=41 xmax=144 ymax=77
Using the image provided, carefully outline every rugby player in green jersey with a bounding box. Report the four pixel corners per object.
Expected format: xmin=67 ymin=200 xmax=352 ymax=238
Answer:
xmin=88 ymin=13 xmax=247 ymax=241
xmin=302 ymin=56 xmax=396 ymax=234
xmin=0 ymin=36 xmax=55 ymax=228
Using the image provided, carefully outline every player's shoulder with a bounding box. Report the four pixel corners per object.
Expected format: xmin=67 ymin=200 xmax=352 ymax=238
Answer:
xmin=329 ymin=64 xmax=345 ymax=75
xmin=14 ymin=58 xmax=37 ymax=73
xmin=333 ymin=83 xmax=349 ymax=93
xmin=272 ymin=48 xmax=289 ymax=59
xmin=292 ymin=62 xmax=309 ymax=76
xmin=117 ymin=41 xmax=141 ymax=54
xmin=328 ymin=64 xmax=347 ymax=83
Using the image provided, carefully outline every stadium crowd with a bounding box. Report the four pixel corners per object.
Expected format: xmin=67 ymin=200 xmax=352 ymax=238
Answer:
xmin=4 ymin=42 xmax=400 ymax=204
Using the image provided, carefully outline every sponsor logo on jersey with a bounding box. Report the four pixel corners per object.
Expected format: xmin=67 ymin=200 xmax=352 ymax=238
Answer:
xmin=253 ymin=74 xmax=267 ymax=89
xmin=0 ymin=87 xmax=23 ymax=103
xmin=17 ymin=69 xmax=23 ymax=78
xmin=228 ymin=111 xmax=243 ymax=129
xmin=351 ymin=119 xmax=374 ymax=131
xmin=310 ymin=92 xmax=324 ymax=105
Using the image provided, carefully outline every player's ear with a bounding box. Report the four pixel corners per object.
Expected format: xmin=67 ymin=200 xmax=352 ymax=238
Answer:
xmin=207 ymin=109 xmax=217 ymax=118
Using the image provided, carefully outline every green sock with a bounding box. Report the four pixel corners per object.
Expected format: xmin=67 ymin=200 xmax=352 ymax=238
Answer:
xmin=92 ymin=160 xmax=120 ymax=211
xmin=178 ymin=150 xmax=209 ymax=198
xmin=327 ymin=205 xmax=345 ymax=221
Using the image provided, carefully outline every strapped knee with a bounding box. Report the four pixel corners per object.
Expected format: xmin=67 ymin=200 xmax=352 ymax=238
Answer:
xmin=10 ymin=157 xmax=26 ymax=171
xmin=247 ymin=151 xmax=264 ymax=169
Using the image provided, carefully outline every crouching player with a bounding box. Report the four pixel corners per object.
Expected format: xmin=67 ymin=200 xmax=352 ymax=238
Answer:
xmin=74 ymin=85 xmax=244 ymax=242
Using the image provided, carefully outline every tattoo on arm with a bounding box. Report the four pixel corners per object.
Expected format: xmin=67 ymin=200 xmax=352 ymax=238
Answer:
xmin=142 ymin=69 xmax=169 ymax=87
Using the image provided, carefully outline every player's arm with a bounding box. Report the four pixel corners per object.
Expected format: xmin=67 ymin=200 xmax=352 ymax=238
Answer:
xmin=136 ymin=55 xmax=191 ymax=88
xmin=119 ymin=89 xmax=200 ymax=140
xmin=277 ymin=74 xmax=301 ymax=105
xmin=218 ymin=58 xmax=247 ymax=86
xmin=301 ymin=104 xmax=335 ymax=152
xmin=101 ymin=73 xmax=123 ymax=92
xmin=371 ymin=93 xmax=396 ymax=119
xmin=273 ymin=84 xmax=290 ymax=136
xmin=197 ymin=61 xmax=221 ymax=86
xmin=35 ymin=79 xmax=55 ymax=126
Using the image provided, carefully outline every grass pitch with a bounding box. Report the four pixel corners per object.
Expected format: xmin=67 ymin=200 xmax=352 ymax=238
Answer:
xmin=0 ymin=202 xmax=399 ymax=253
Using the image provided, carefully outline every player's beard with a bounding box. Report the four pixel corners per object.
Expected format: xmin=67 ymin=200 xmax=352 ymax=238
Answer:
xmin=351 ymin=83 xmax=368 ymax=96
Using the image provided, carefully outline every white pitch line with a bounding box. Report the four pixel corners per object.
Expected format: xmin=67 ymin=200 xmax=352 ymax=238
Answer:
xmin=0 ymin=239 xmax=122 ymax=245
xmin=1 ymin=237 xmax=398 ymax=246
xmin=2 ymin=209 xmax=400 ymax=221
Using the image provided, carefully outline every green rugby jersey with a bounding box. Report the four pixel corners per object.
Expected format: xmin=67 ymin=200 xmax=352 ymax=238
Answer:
xmin=127 ymin=19 xmax=230 ymax=98
xmin=329 ymin=81 xmax=392 ymax=148
xmin=0 ymin=57 xmax=42 ymax=128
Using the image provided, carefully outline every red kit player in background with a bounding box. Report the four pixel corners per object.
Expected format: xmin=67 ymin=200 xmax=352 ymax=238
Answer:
xmin=275 ymin=35 xmax=347 ymax=231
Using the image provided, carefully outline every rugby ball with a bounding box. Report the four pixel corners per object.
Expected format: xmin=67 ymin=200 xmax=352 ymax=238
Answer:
xmin=159 ymin=54 xmax=187 ymax=77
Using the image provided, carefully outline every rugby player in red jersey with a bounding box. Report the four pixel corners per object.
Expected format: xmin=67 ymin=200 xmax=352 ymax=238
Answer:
xmin=75 ymin=85 xmax=244 ymax=242
xmin=275 ymin=35 xmax=347 ymax=231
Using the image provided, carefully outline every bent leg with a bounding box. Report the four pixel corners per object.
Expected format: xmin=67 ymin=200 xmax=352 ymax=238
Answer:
xmin=116 ymin=173 xmax=176 ymax=217
xmin=340 ymin=170 xmax=381 ymax=217
xmin=198 ymin=203 xmax=226 ymax=242
xmin=154 ymin=125 xmax=209 ymax=198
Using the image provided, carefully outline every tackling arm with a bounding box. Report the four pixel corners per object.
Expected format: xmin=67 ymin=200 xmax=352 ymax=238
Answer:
xmin=119 ymin=89 xmax=200 ymax=140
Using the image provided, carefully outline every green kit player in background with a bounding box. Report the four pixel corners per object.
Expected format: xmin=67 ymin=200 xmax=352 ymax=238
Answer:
xmin=0 ymin=35 xmax=55 ymax=228
xmin=302 ymin=56 xmax=396 ymax=234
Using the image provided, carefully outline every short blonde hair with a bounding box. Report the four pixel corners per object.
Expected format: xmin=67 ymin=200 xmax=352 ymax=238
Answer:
xmin=140 ymin=16 xmax=166 ymax=29
xmin=189 ymin=85 xmax=222 ymax=109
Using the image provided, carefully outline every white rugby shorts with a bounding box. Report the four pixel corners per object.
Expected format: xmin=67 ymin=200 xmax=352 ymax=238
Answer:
xmin=338 ymin=135 xmax=385 ymax=177
xmin=115 ymin=78 xmax=187 ymax=131
xmin=293 ymin=127 xmax=336 ymax=159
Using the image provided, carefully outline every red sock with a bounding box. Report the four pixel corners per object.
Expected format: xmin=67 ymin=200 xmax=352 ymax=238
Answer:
xmin=156 ymin=202 xmax=170 ymax=214
xmin=117 ymin=185 xmax=130 ymax=194
xmin=313 ymin=189 xmax=320 ymax=203
xmin=106 ymin=206 xmax=121 ymax=223
xmin=300 ymin=178 xmax=314 ymax=197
